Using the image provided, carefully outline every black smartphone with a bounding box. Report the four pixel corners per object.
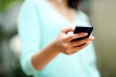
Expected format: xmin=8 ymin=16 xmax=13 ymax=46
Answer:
xmin=71 ymin=25 xmax=93 ymax=41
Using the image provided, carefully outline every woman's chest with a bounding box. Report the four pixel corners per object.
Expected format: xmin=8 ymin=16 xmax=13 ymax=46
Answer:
xmin=38 ymin=7 xmax=77 ymax=45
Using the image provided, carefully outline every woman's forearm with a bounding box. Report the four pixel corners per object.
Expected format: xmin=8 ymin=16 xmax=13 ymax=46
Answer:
xmin=31 ymin=27 xmax=94 ymax=70
xmin=32 ymin=41 xmax=60 ymax=70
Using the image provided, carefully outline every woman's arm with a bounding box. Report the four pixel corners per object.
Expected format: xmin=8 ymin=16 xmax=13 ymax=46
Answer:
xmin=18 ymin=0 xmax=94 ymax=75
xmin=32 ymin=26 xmax=94 ymax=70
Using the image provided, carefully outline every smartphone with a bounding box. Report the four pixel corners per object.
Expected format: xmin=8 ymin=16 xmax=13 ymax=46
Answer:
xmin=71 ymin=25 xmax=93 ymax=41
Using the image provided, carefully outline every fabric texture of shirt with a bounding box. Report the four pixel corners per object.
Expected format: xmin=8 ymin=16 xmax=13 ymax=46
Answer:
xmin=18 ymin=0 xmax=100 ymax=77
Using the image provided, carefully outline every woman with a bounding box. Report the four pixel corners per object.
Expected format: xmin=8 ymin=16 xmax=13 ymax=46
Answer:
xmin=18 ymin=0 xmax=100 ymax=77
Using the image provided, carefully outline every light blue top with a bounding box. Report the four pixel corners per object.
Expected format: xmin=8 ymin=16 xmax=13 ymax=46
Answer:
xmin=18 ymin=0 xmax=100 ymax=77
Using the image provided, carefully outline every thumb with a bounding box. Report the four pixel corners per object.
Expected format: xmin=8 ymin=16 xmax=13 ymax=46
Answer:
xmin=61 ymin=26 xmax=74 ymax=34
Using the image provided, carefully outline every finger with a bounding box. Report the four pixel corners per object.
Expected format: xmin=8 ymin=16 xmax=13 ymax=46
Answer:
xmin=63 ymin=32 xmax=88 ymax=42
xmin=64 ymin=41 xmax=91 ymax=55
xmin=70 ymin=36 xmax=94 ymax=46
xmin=72 ymin=32 xmax=88 ymax=40
xmin=71 ymin=41 xmax=91 ymax=52
xmin=61 ymin=26 xmax=74 ymax=34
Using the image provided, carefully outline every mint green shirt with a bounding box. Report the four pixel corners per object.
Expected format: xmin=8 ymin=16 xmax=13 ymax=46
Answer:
xmin=18 ymin=0 xmax=100 ymax=77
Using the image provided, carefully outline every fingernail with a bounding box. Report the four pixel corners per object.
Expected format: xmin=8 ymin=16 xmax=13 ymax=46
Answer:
xmin=92 ymin=36 xmax=95 ymax=39
xmin=84 ymin=33 xmax=88 ymax=36
xmin=90 ymin=36 xmax=94 ymax=40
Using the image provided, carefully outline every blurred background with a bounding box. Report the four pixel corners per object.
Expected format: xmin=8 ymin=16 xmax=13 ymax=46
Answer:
xmin=0 ymin=0 xmax=116 ymax=77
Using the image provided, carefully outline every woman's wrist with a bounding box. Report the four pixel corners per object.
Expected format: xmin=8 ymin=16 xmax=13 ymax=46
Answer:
xmin=51 ymin=40 xmax=61 ymax=54
xmin=31 ymin=40 xmax=61 ymax=70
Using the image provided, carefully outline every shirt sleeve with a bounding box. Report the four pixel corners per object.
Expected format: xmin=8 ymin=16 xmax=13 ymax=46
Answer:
xmin=18 ymin=0 xmax=42 ymax=75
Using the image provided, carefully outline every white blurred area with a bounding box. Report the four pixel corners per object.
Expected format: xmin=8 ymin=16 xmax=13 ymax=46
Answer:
xmin=9 ymin=35 xmax=22 ymax=58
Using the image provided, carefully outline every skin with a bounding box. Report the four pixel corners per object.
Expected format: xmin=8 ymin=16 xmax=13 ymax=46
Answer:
xmin=48 ymin=0 xmax=75 ymax=23
xmin=32 ymin=0 xmax=94 ymax=70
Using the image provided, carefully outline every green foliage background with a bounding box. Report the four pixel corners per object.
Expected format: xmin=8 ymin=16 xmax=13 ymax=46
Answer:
xmin=0 ymin=0 xmax=23 ymax=12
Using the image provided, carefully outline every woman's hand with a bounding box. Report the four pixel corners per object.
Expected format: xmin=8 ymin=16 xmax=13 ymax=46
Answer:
xmin=31 ymin=26 xmax=94 ymax=70
xmin=53 ymin=26 xmax=94 ymax=55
